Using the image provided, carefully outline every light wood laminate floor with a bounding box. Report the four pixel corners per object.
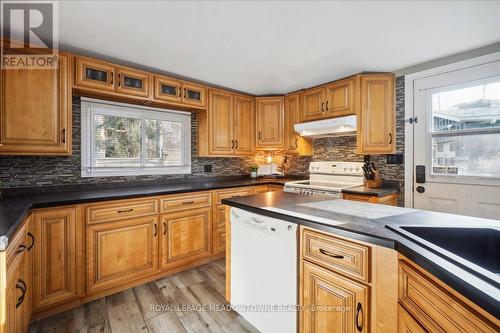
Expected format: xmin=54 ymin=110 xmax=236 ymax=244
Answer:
xmin=29 ymin=259 xmax=259 ymax=333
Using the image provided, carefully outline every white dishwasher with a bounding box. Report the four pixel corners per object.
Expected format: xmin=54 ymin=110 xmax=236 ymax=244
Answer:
xmin=230 ymin=207 xmax=298 ymax=333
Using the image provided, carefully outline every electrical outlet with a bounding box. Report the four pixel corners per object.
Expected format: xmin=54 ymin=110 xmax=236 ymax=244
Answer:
xmin=386 ymin=154 xmax=404 ymax=164
xmin=204 ymin=164 xmax=212 ymax=173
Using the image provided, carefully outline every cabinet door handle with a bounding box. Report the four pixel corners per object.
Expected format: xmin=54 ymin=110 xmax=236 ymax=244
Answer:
xmin=16 ymin=244 xmax=26 ymax=254
xmin=258 ymin=131 xmax=262 ymax=140
xmin=231 ymin=140 xmax=234 ymax=149
xmin=389 ymin=133 xmax=393 ymax=145
xmin=184 ymin=88 xmax=187 ymax=99
xmin=355 ymin=302 xmax=363 ymax=332
xmin=110 ymin=72 xmax=113 ymax=85
xmin=118 ymin=74 xmax=121 ymax=87
xmin=326 ymin=101 xmax=329 ymax=111
xmin=178 ymin=86 xmax=181 ymax=98
xmin=153 ymin=224 xmax=157 ymax=237
xmin=16 ymin=279 xmax=26 ymax=308
xmin=319 ymin=248 xmax=344 ymax=259
xmin=163 ymin=222 xmax=167 ymax=235
xmin=27 ymin=232 xmax=35 ymax=251
xmin=235 ymin=140 xmax=238 ymax=149
xmin=321 ymin=102 xmax=325 ymax=113
xmin=182 ymin=201 xmax=195 ymax=205
xmin=62 ymin=128 xmax=66 ymax=143
xmin=294 ymin=138 xmax=299 ymax=149
xmin=117 ymin=208 xmax=134 ymax=213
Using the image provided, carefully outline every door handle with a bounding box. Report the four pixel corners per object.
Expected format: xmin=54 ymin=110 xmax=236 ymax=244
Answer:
xmin=16 ymin=279 xmax=26 ymax=308
xmin=27 ymin=232 xmax=35 ymax=251
xmin=62 ymin=128 xmax=66 ymax=143
xmin=163 ymin=222 xmax=167 ymax=235
xmin=235 ymin=140 xmax=238 ymax=149
xmin=388 ymin=133 xmax=393 ymax=144
xmin=231 ymin=140 xmax=234 ymax=149
xmin=321 ymin=102 xmax=325 ymax=113
xmin=110 ymin=72 xmax=113 ymax=85
xmin=258 ymin=131 xmax=262 ymax=140
xmin=178 ymin=87 xmax=181 ymax=98
xmin=153 ymin=223 xmax=157 ymax=237
xmin=118 ymin=74 xmax=121 ymax=87
xmin=325 ymin=101 xmax=329 ymax=111
xmin=355 ymin=302 xmax=363 ymax=332
xmin=184 ymin=88 xmax=187 ymax=99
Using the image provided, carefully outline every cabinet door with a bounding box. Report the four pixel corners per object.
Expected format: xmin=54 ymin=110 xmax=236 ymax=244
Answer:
xmin=75 ymin=56 xmax=115 ymax=91
xmin=285 ymin=93 xmax=300 ymax=152
xmin=256 ymin=97 xmax=284 ymax=148
xmin=209 ymin=90 xmax=234 ymax=155
xmin=357 ymin=74 xmax=395 ymax=154
xmin=160 ymin=207 xmax=211 ymax=270
xmin=212 ymin=205 xmax=228 ymax=255
xmin=182 ymin=82 xmax=207 ymax=107
xmin=116 ymin=67 xmax=150 ymax=98
xmin=0 ymin=52 xmax=71 ymax=155
xmin=154 ymin=75 xmax=182 ymax=103
xmin=325 ymin=77 xmax=355 ymax=117
xmin=398 ymin=306 xmax=428 ymax=333
xmin=301 ymin=261 xmax=369 ymax=333
xmin=86 ymin=216 xmax=159 ymax=294
xmin=33 ymin=207 xmax=81 ymax=310
xmin=233 ymin=95 xmax=255 ymax=155
xmin=301 ymin=87 xmax=326 ymax=122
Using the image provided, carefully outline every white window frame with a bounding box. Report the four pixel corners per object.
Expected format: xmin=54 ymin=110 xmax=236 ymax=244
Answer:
xmin=81 ymin=97 xmax=191 ymax=177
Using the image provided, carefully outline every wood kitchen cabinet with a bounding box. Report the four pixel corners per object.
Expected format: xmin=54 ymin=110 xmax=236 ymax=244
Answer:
xmin=86 ymin=216 xmax=159 ymax=294
xmin=233 ymin=95 xmax=256 ymax=155
xmin=115 ymin=66 xmax=150 ymax=98
xmin=198 ymin=89 xmax=255 ymax=157
xmin=154 ymin=75 xmax=183 ymax=103
xmin=398 ymin=306 xmax=427 ymax=333
xmin=285 ymin=92 xmax=313 ymax=156
xmin=33 ymin=207 xmax=82 ymax=311
xmin=0 ymin=52 xmax=71 ymax=155
xmin=182 ymin=82 xmax=207 ymax=107
xmin=256 ymin=97 xmax=284 ymax=148
xmin=301 ymin=86 xmax=326 ymax=122
xmin=160 ymin=208 xmax=212 ymax=270
xmin=301 ymin=260 xmax=369 ymax=333
xmin=357 ymin=74 xmax=395 ymax=154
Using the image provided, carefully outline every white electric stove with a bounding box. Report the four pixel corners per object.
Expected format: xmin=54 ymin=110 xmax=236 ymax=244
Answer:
xmin=284 ymin=161 xmax=365 ymax=198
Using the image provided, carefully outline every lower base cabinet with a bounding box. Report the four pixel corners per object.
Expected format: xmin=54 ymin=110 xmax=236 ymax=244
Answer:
xmin=160 ymin=207 xmax=212 ymax=270
xmin=301 ymin=260 xmax=369 ymax=333
xmin=33 ymin=207 xmax=82 ymax=311
xmin=86 ymin=216 xmax=159 ymax=294
xmin=5 ymin=251 xmax=28 ymax=333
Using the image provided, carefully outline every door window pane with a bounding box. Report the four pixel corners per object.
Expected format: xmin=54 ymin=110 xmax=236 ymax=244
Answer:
xmin=144 ymin=120 xmax=183 ymax=166
xmin=123 ymin=76 xmax=143 ymax=89
xmin=186 ymin=89 xmax=201 ymax=101
xmin=432 ymin=80 xmax=500 ymax=132
xmin=161 ymin=84 xmax=177 ymax=96
xmin=94 ymin=115 xmax=142 ymax=167
xmin=85 ymin=68 xmax=108 ymax=82
xmin=432 ymin=132 xmax=500 ymax=177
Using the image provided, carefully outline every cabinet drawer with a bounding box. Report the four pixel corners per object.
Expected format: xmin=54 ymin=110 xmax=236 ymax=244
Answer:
xmin=302 ymin=229 xmax=370 ymax=283
xmin=86 ymin=198 xmax=159 ymax=224
xmin=6 ymin=220 xmax=28 ymax=274
xmin=160 ymin=192 xmax=212 ymax=213
xmin=398 ymin=260 xmax=498 ymax=333
xmin=214 ymin=187 xmax=255 ymax=205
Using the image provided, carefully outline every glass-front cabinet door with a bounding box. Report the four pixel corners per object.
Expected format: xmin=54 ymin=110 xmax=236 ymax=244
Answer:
xmin=154 ymin=75 xmax=182 ymax=103
xmin=116 ymin=67 xmax=150 ymax=98
xmin=182 ymin=82 xmax=207 ymax=107
xmin=75 ymin=57 xmax=115 ymax=91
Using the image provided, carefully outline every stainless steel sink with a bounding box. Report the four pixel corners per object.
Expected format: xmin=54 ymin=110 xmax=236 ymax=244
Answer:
xmin=387 ymin=225 xmax=500 ymax=285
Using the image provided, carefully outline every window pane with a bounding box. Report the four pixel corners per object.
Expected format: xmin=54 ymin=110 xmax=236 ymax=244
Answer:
xmin=432 ymin=80 xmax=500 ymax=132
xmin=94 ymin=114 xmax=141 ymax=167
xmin=144 ymin=119 xmax=183 ymax=166
xmin=432 ymin=133 xmax=500 ymax=177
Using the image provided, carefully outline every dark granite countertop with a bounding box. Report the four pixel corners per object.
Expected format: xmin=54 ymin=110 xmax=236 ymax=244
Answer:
xmin=341 ymin=185 xmax=399 ymax=197
xmin=222 ymin=191 xmax=500 ymax=319
xmin=0 ymin=176 xmax=301 ymax=250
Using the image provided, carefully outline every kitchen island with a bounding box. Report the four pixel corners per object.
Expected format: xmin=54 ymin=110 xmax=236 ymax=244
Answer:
xmin=222 ymin=191 xmax=500 ymax=333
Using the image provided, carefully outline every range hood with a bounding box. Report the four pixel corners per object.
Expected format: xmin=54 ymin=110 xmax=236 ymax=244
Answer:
xmin=294 ymin=115 xmax=357 ymax=138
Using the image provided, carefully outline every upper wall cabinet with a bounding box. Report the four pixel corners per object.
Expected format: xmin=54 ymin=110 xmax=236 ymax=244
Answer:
xmin=0 ymin=52 xmax=72 ymax=155
xmin=256 ymin=97 xmax=284 ymax=148
xmin=300 ymin=77 xmax=355 ymax=122
xmin=73 ymin=55 xmax=208 ymax=110
xmin=356 ymin=74 xmax=395 ymax=154
xmin=198 ymin=89 xmax=255 ymax=157
xmin=285 ymin=92 xmax=313 ymax=156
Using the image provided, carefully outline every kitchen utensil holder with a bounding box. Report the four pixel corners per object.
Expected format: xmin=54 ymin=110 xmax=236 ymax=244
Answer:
xmin=366 ymin=178 xmax=383 ymax=189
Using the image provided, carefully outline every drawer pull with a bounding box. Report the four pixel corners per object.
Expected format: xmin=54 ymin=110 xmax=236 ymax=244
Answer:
xmin=182 ymin=201 xmax=195 ymax=205
xmin=16 ymin=244 xmax=26 ymax=254
xmin=117 ymin=208 xmax=134 ymax=213
xmin=16 ymin=279 xmax=26 ymax=308
xmin=355 ymin=302 xmax=363 ymax=332
xmin=319 ymin=248 xmax=344 ymax=259
xmin=27 ymin=232 xmax=35 ymax=251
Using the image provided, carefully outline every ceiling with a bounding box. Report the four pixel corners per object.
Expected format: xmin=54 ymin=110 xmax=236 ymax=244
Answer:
xmin=53 ymin=1 xmax=500 ymax=94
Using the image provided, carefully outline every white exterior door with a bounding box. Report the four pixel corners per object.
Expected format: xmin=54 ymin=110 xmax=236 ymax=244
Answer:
xmin=412 ymin=60 xmax=500 ymax=219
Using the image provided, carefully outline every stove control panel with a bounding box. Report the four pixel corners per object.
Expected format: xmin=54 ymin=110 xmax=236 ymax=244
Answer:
xmin=309 ymin=161 xmax=364 ymax=175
